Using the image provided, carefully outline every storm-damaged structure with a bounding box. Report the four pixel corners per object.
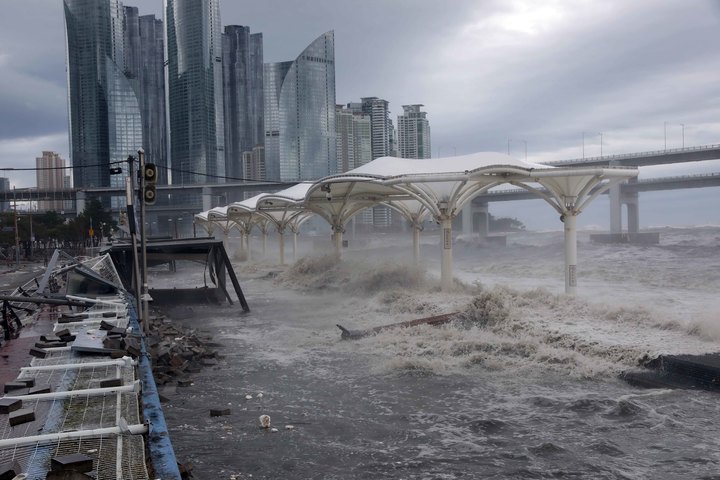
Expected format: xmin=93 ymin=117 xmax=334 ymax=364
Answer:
xmin=196 ymin=152 xmax=639 ymax=294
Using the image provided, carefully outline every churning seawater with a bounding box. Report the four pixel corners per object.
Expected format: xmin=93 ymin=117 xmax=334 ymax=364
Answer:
xmin=157 ymin=227 xmax=720 ymax=479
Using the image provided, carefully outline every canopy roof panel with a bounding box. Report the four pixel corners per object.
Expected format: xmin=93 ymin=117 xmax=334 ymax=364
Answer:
xmin=349 ymin=152 xmax=547 ymax=178
xmin=195 ymin=152 xmax=638 ymax=233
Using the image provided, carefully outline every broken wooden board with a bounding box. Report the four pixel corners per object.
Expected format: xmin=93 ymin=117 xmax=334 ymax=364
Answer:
xmin=337 ymin=312 xmax=459 ymax=340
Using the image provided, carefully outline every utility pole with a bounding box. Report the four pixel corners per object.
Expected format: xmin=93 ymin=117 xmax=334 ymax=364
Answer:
xmin=13 ymin=192 xmax=19 ymax=268
xmin=125 ymin=156 xmax=143 ymax=330
xmin=138 ymin=148 xmax=150 ymax=333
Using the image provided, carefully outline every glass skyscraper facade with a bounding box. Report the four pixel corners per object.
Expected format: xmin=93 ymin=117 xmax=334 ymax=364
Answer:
xmin=223 ymin=25 xmax=264 ymax=181
xmin=264 ymin=31 xmax=337 ymax=182
xmin=64 ymin=0 xmax=164 ymax=191
xmin=166 ymin=0 xmax=225 ymax=185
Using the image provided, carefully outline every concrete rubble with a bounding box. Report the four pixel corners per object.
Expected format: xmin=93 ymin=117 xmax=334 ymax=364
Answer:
xmin=144 ymin=313 xmax=220 ymax=397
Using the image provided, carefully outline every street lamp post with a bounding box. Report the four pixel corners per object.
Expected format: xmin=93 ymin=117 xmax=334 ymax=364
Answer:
xmin=680 ymin=123 xmax=685 ymax=148
xmin=13 ymin=208 xmax=19 ymax=268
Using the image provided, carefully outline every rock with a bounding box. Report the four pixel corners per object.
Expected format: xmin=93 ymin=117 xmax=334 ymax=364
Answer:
xmin=29 ymin=347 xmax=48 ymax=358
xmin=50 ymin=453 xmax=94 ymax=473
xmin=210 ymin=408 xmax=231 ymax=417
xmin=4 ymin=381 xmax=30 ymax=393
xmin=0 ymin=398 xmax=22 ymax=414
xmin=54 ymin=328 xmax=71 ymax=338
xmin=259 ymin=414 xmax=271 ymax=428
xmin=99 ymin=378 xmax=123 ymax=388
xmin=8 ymin=408 xmax=35 ymax=426
xmin=102 ymin=336 xmax=123 ymax=350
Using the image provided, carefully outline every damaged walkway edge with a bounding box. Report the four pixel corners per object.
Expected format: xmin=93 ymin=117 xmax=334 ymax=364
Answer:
xmin=129 ymin=298 xmax=182 ymax=479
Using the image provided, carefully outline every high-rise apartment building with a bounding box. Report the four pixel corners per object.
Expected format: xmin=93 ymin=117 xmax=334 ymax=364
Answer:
xmin=264 ymin=31 xmax=337 ymax=182
xmin=335 ymin=104 xmax=371 ymax=173
xmin=64 ymin=0 xmax=164 ymax=190
xmin=358 ymin=97 xmax=397 ymax=227
xmin=360 ymin=97 xmax=391 ymax=160
xmin=223 ymin=25 xmax=264 ymax=181
xmin=242 ymin=145 xmax=266 ymax=182
xmin=166 ymin=0 xmax=225 ymax=184
xmin=36 ymin=151 xmax=67 ymax=211
xmin=398 ymin=104 xmax=431 ymax=159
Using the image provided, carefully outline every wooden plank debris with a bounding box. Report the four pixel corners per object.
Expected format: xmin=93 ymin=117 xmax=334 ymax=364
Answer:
xmin=337 ymin=312 xmax=459 ymax=340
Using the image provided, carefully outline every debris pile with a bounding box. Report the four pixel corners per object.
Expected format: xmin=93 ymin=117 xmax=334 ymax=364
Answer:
xmin=144 ymin=315 xmax=221 ymax=387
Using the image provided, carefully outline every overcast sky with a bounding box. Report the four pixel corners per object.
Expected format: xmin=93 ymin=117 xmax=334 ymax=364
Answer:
xmin=0 ymin=0 xmax=718 ymax=228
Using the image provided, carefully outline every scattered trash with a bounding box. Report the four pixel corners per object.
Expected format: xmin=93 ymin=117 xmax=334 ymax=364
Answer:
xmin=259 ymin=414 xmax=271 ymax=428
xmin=285 ymin=425 xmax=294 ymax=430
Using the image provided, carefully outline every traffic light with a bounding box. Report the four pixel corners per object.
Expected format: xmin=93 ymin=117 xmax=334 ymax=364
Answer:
xmin=143 ymin=163 xmax=157 ymax=205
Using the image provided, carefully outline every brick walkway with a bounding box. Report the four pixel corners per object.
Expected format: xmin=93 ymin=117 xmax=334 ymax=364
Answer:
xmin=0 ymin=306 xmax=58 ymax=389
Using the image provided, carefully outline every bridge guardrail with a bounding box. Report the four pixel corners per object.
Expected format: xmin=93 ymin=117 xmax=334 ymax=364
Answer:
xmin=544 ymin=143 xmax=720 ymax=165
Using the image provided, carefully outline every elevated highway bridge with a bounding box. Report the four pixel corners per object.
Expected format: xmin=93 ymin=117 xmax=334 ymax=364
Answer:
xmin=3 ymin=144 xmax=719 ymax=236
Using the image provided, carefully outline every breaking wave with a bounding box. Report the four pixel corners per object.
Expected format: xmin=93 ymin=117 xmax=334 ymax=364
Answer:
xmin=274 ymin=255 xmax=433 ymax=295
xmin=346 ymin=284 xmax=719 ymax=379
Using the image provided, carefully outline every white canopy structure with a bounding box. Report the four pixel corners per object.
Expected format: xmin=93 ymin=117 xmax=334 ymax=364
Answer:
xmin=255 ymin=183 xmax=315 ymax=263
xmin=196 ymin=152 xmax=638 ymax=294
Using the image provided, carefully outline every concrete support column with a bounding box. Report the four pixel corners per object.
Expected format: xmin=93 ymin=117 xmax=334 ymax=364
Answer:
xmin=477 ymin=203 xmax=489 ymax=236
xmin=440 ymin=217 xmax=453 ymax=291
xmin=461 ymin=204 xmax=473 ymax=235
xmin=627 ymin=202 xmax=640 ymax=234
xmin=222 ymin=230 xmax=229 ymax=255
xmin=333 ymin=227 xmax=344 ymax=259
xmin=278 ymin=229 xmax=285 ymax=265
xmin=262 ymin=230 xmax=267 ymax=256
xmin=293 ymin=231 xmax=298 ymax=261
xmin=563 ymin=213 xmax=578 ymax=295
xmin=76 ymin=190 xmax=86 ymax=217
xmin=625 ymin=181 xmax=640 ymax=234
xmin=201 ymin=186 xmax=212 ymax=212
xmin=609 ymin=183 xmax=622 ymax=234
xmin=245 ymin=232 xmax=252 ymax=262
xmin=412 ymin=225 xmax=421 ymax=265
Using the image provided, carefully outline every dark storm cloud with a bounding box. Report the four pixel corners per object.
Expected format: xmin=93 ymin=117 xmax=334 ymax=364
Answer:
xmin=0 ymin=0 xmax=719 ymax=200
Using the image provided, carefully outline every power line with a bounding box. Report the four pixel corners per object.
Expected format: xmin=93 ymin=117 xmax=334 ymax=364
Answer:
xmin=1 ymin=161 xmax=290 ymax=185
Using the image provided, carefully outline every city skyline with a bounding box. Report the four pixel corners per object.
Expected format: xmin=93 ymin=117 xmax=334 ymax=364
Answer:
xmin=264 ymin=31 xmax=337 ymax=182
xmin=0 ymin=1 xmax=718 ymax=227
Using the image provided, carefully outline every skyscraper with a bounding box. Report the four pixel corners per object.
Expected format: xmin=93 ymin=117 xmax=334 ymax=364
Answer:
xmin=359 ymin=97 xmax=395 ymax=227
xmin=36 ymin=151 xmax=67 ymax=211
xmin=124 ymin=8 xmax=168 ymax=183
xmin=64 ymin=0 xmax=164 ymax=190
xmin=398 ymin=104 xmax=431 ymax=159
xmin=335 ymin=104 xmax=371 ymax=173
xmin=360 ymin=97 xmax=391 ymax=160
xmin=264 ymin=31 xmax=337 ymax=182
xmin=166 ymin=0 xmax=225 ymax=184
xmin=223 ymin=25 xmax=264 ymax=181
